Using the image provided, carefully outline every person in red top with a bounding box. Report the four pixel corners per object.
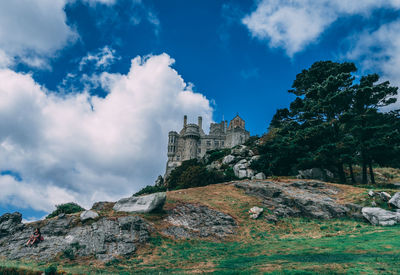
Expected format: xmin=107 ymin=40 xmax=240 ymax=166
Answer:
xmin=26 ymin=228 xmax=43 ymax=246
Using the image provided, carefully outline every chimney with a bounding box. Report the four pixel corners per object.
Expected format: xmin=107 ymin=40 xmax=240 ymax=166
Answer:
xmin=184 ymin=115 xmax=187 ymax=127
xmin=198 ymin=116 xmax=202 ymax=130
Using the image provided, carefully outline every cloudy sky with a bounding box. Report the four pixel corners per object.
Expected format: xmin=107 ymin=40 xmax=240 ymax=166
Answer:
xmin=1 ymin=0 xmax=399 ymax=220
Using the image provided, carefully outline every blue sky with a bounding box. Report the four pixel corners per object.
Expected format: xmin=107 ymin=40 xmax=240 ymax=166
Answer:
xmin=1 ymin=0 xmax=400 ymax=221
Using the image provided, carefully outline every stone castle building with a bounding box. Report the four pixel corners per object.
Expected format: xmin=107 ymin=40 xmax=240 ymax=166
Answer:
xmin=165 ymin=114 xmax=250 ymax=176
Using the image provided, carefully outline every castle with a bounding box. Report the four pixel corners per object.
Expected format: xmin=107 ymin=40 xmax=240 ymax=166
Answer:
xmin=165 ymin=114 xmax=250 ymax=176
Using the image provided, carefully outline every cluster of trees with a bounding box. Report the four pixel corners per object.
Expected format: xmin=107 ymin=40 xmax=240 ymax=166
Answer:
xmin=255 ymin=61 xmax=400 ymax=184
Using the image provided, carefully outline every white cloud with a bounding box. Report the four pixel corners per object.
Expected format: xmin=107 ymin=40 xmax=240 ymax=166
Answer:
xmin=83 ymin=0 xmax=118 ymax=5
xmin=346 ymin=20 xmax=400 ymax=110
xmin=242 ymin=0 xmax=400 ymax=57
xmin=0 ymin=0 xmax=77 ymax=68
xmin=79 ymin=46 xmax=120 ymax=71
xmin=0 ymin=53 xmax=213 ymax=213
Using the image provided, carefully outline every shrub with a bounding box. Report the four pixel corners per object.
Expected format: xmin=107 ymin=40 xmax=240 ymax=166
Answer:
xmin=46 ymin=202 xmax=85 ymax=219
xmin=207 ymin=149 xmax=230 ymax=164
xmin=44 ymin=265 xmax=57 ymax=275
xmin=166 ymin=159 xmax=225 ymax=190
xmin=62 ymin=248 xmax=74 ymax=260
xmin=133 ymin=185 xmax=166 ymax=196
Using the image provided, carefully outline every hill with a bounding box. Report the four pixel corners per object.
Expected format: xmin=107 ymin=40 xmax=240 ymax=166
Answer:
xmin=1 ymin=179 xmax=400 ymax=274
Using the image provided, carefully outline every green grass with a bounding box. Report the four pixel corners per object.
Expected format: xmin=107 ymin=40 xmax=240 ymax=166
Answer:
xmin=3 ymin=217 xmax=398 ymax=274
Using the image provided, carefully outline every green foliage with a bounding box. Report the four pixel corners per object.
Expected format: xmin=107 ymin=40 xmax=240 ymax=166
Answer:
xmin=46 ymin=202 xmax=84 ymax=219
xmin=44 ymin=265 xmax=57 ymax=275
xmin=133 ymin=185 xmax=166 ymax=196
xmin=166 ymin=159 xmax=226 ymax=190
xmin=206 ymin=149 xmax=230 ymax=164
xmin=62 ymin=248 xmax=74 ymax=260
xmin=259 ymin=61 xmax=400 ymax=184
xmin=223 ymin=167 xmax=238 ymax=182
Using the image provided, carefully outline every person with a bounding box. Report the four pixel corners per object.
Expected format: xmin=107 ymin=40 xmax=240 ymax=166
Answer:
xmin=26 ymin=228 xmax=43 ymax=246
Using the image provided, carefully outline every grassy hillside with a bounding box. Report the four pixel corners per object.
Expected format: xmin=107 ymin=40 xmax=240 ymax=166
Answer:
xmin=1 ymin=180 xmax=400 ymax=274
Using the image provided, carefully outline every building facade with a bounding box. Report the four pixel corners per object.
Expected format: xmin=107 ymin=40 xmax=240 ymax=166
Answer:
xmin=165 ymin=114 xmax=250 ymax=176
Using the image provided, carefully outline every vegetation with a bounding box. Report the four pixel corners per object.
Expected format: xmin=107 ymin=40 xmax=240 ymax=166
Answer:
xmin=133 ymin=185 xmax=166 ymax=196
xmin=254 ymin=61 xmax=400 ymax=184
xmin=165 ymin=159 xmax=226 ymax=190
xmin=46 ymin=202 xmax=85 ymax=219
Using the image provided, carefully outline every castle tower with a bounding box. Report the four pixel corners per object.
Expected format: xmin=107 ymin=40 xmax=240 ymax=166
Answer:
xmin=183 ymin=123 xmax=200 ymax=160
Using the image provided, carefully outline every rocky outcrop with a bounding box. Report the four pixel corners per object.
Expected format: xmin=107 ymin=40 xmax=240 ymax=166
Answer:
xmin=113 ymin=192 xmax=166 ymax=213
xmin=0 ymin=212 xmax=24 ymax=238
xmin=252 ymin=172 xmax=266 ymax=180
xmin=163 ymin=203 xmax=237 ymax=239
xmin=0 ymin=213 xmax=150 ymax=262
xmin=297 ymin=168 xmax=334 ymax=182
xmin=80 ymin=210 xmax=99 ymax=222
xmin=389 ymin=192 xmax=400 ymax=208
xmin=235 ymin=181 xmax=361 ymax=220
xmin=233 ymin=159 xmax=255 ymax=179
xmin=362 ymin=207 xmax=400 ymax=226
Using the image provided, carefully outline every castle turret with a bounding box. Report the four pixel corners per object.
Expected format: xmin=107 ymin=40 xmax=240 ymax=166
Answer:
xmin=183 ymin=115 xmax=187 ymax=127
xmin=183 ymin=124 xmax=200 ymax=160
xmin=198 ymin=116 xmax=202 ymax=130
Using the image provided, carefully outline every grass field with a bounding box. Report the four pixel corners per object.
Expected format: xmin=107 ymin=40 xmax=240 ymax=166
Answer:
xmin=1 ymin=181 xmax=400 ymax=274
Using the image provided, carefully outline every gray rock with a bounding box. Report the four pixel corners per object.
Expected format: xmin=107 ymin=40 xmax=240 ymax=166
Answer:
xmin=80 ymin=210 xmax=99 ymax=222
xmin=163 ymin=203 xmax=237 ymax=239
xmin=252 ymin=172 xmax=266 ymax=180
xmin=249 ymin=206 xmax=263 ymax=219
xmin=0 ymin=212 xmax=24 ymax=237
xmin=362 ymin=207 xmax=400 ymax=226
xmin=231 ymin=145 xmax=248 ymax=156
xmin=368 ymin=190 xmax=375 ymax=197
xmin=233 ymin=159 xmax=250 ymax=179
xmin=371 ymin=201 xmax=377 ymax=207
xmin=389 ymin=192 xmax=400 ymax=208
xmin=379 ymin=192 xmax=391 ymax=202
xmin=235 ymin=181 xmax=356 ymax=220
xmin=297 ymin=168 xmax=334 ymax=181
xmin=0 ymin=215 xmax=150 ymax=261
xmin=113 ymin=192 xmax=166 ymax=213
xmin=222 ymin=154 xmax=235 ymax=165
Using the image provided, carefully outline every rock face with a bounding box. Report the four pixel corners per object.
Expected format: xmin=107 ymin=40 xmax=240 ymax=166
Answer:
xmin=297 ymin=168 xmax=334 ymax=182
xmin=233 ymin=159 xmax=255 ymax=179
xmin=0 ymin=214 xmax=150 ymax=262
xmin=163 ymin=203 xmax=237 ymax=239
xmin=80 ymin=210 xmax=99 ymax=221
xmin=379 ymin=192 xmax=391 ymax=202
xmin=0 ymin=212 xmax=24 ymax=238
xmin=252 ymin=172 xmax=266 ymax=180
xmin=362 ymin=207 xmax=400 ymax=226
xmin=222 ymin=154 xmax=235 ymax=165
xmin=113 ymin=192 xmax=166 ymax=213
xmin=389 ymin=192 xmax=400 ymax=208
xmin=235 ymin=181 xmax=361 ymax=220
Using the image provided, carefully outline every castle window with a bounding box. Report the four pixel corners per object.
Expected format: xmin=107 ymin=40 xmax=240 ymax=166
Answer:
xmin=221 ymin=141 xmax=224 ymax=146
xmin=198 ymin=148 xmax=201 ymax=154
xmin=214 ymin=141 xmax=219 ymax=147
xmin=206 ymin=140 xmax=211 ymax=147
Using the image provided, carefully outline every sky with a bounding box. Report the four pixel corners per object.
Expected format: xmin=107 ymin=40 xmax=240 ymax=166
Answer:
xmin=1 ymin=0 xmax=400 ymax=221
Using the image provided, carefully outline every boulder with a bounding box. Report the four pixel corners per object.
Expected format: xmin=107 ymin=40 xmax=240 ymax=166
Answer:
xmin=252 ymin=172 xmax=266 ymax=180
xmin=362 ymin=207 xmax=400 ymax=226
xmin=163 ymin=203 xmax=237 ymax=239
xmin=80 ymin=210 xmax=99 ymax=222
xmin=0 ymin=212 xmax=24 ymax=237
xmin=233 ymin=159 xmax=250 ymax=179
xmin=297 ymin=168 xmax=334 ymax=182
xmin=389 ymin=192 xmax=400 ymax=208
xmin=379 ymin=192 xmax=391 ymax=202
xmin=113 ymin=192 xmax=166 ymax=213
xmin=222 ymin=154 xmax=235 ymax=165
xmin=368 ymin=190 xmax=375 ymax=197
xmin=249 ymin=206 xmax=263 ymax=219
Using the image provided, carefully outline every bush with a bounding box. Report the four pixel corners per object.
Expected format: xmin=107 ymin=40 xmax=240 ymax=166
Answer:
xmin=44 ymin=265 xmax=57 ymax=275
xmin=46 ymin=202 xmax=85 ymax=219
xmin=133 ymin=185 xmax=166 ymax=196
xmin=62 ymin=248 xmax=74 ymax=260
xmin=166 ymin=159 xmax=225 ymax=190
xmin=207 ymin=149 xmax=230 ymax=164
